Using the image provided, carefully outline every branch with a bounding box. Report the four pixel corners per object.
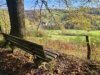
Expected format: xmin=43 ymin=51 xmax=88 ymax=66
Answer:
xmin=37 ymin=2 xmax=43 ymax=30
xmin=42 ymin=0 xmax=59 ymax=26
xmin=34 ymin=0 xmax=38 ymax=10
xmin=64 ymin=0 xmax=69 ymax=7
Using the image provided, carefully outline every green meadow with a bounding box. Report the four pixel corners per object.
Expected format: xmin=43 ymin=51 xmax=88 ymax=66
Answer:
xmin=44 ymin=30 xmax=100 ymax=44
xmin=25 ymin=30 xmax=100 ymax=61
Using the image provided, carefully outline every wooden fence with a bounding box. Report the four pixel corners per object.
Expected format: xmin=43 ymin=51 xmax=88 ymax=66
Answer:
xmin=63 ymin=34 xmax=91 ymax=60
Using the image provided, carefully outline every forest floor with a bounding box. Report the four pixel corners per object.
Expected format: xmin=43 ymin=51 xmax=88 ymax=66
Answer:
xmin=0 ymin=48 xmax=100 ymax=75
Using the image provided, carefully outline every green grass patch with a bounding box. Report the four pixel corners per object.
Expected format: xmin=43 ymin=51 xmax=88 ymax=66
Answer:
xmin=27 ymin=29 xmax=100 ymax=61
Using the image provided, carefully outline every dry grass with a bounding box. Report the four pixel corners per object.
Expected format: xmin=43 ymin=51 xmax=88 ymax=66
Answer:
xmin=0 ymin=33 xmax=100 ymax=61
xmin=0 ymin=35 xmax=3 ymax=41
xmin=26 ymin=36 xmax=100 ymax=61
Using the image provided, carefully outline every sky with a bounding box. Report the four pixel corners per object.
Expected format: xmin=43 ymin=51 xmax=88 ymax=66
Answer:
xmin=24 ymin=0 xmax=34 ymax=10
xmin=24 ymin=0 xmax=65 ymax=10
xmin=24 ymin=0 xmax=100 ymax=10
xmin=0 ymin=0 xmax=67 ymax=10
xmin=0 ymin=0 xmax=100 ymax=10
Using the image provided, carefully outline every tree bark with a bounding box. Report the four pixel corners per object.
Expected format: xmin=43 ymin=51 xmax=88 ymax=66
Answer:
xmin=6 ymin=0 xmax=26 ymax=38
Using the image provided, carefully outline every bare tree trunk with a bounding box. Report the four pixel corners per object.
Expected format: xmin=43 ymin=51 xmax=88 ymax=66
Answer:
xmin=6 ymin=0 xmax=26 ymax=38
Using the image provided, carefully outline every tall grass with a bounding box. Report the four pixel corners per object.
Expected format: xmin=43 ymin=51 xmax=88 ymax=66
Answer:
xmin=26 ymin=30 xmax=100 ymax=61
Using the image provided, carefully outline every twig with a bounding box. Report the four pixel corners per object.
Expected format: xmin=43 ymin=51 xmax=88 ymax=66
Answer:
xmin=64 ymin=0 xmax=69 ymax=7
xmin=42 ymin=0 xmax=59 ymax=26
xmin=37 ymin=2 xmax=43 ymax=30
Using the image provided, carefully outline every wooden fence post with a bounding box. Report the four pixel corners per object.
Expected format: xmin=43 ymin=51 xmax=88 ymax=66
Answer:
xmin=0 ymin=26 xmax=2 ymax=33
xmin=86 ymin=35 xmax=91 ymax=60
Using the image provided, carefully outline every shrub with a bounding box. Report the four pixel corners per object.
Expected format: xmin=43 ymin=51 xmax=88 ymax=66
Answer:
xmin=32 ymin=30 xmax=48 ymax=37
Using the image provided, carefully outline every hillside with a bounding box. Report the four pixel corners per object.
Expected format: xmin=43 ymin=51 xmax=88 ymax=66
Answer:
xmin=25 ymin=8 xmax=100 ymax=30
xmin=0 ymin=8 xmax=100 ymax=32
xmin=25 ymin=8 xmax=100 ymax=20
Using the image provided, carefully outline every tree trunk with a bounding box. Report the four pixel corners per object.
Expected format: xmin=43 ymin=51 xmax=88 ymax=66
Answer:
xmin=6 ymin=0 xmax=26 ymax=38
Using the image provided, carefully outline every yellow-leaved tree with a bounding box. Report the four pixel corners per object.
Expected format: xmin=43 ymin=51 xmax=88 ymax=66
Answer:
xmin=65 ymin=11 xmax=95 ymax=31
xmin=0 ymin=9 xmax=10 ymax=34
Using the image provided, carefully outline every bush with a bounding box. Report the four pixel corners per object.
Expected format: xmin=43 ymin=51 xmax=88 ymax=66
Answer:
xmin=32 ymin=30 xmax=48 ymax=37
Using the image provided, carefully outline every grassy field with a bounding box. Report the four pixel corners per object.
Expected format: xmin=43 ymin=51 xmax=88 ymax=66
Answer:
xmin=46 ymin=30 xmax=100 ymax=43
xmin=47 ymin=30 xmax=100 ymax=61
xmin=0 ymin=30 xmax=100 ymax=61
xmin=26 ymin=30 xmax=100 ymax=61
